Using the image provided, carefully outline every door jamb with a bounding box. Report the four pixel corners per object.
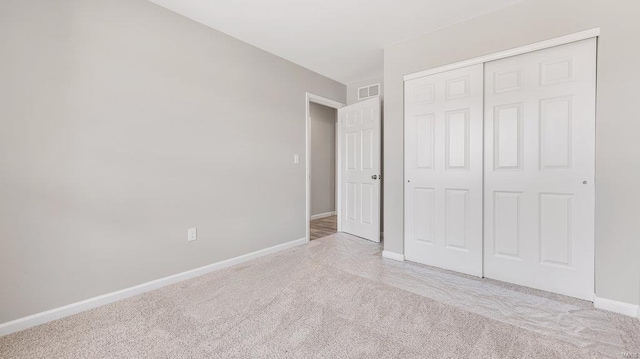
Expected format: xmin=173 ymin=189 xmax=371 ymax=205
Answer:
xmin=306 ymin=93 xmax=346 ymax=243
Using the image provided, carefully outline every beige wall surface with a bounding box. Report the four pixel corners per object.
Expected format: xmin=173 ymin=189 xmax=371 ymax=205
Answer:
xmin=309 ymin=103 xmax=336 ymax=216
xmin=346 ymin=77 xmax=384 ymax=105
xmin=384 ymin=0 xmax=640 ymax=305
xmin=0 ymin=0 xmax=345 ymax=323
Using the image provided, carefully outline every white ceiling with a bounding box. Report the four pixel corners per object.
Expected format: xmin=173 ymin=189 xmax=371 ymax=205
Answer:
xmin=148 ymin=0 xmax=522 ymax=84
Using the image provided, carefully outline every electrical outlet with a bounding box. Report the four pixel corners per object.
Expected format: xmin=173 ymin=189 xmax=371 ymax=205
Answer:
xmin=188 ymin=228 xmax=197 ymax=242
xmin=294 ymin=154 xmax=300 ymax=164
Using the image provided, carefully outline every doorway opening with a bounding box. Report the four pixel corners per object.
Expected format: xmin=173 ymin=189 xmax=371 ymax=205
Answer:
xmin=306 ymin=93 xmax=382 ymax=243
xmin=306 ymin=93 xmax=344 ymax=241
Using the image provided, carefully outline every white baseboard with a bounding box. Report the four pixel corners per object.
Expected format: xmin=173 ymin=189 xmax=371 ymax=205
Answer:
xmin=0 ymin=237 xmax=307 ymax=337
xmin=310 ymin=211 xmax=336 ymax=220
xmin=594 ymin=296 xmax=640 ymax=318
xmin=382 ymin=250 xmax=405 ymax=262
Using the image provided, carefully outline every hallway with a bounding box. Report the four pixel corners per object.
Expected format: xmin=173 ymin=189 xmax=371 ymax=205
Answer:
xmin=310 ymin=215 xmax=337 ymax=240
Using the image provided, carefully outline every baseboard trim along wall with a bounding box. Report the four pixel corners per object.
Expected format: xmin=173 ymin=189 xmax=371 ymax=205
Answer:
xmin=310 ymin=211 xmax=336 ymax=220
xmin=0 ymin=237 xmax=308 ymax=337
xmin=382 ymin=250 xmax=405 ymax=262
xmin=594 ymin=296 xmax=640 ymax=318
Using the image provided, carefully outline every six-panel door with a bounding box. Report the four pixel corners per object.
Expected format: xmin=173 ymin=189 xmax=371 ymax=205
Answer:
xmin=403 ymin=39 xmax=596 ymax=299
xmin=404 ymin=64 xmax=484 ymax=277
xmin=340 ymin=97 xmax=381 ymax=242
xmin=483 ymin=38 xmax=596 ymax=300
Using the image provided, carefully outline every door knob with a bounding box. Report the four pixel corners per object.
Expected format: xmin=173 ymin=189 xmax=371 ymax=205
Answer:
xmin=371 ymin=175 xmax=378 ymax=180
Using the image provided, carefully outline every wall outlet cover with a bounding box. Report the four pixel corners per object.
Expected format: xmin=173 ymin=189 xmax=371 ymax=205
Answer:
xmin=188 ymin=228 xmax=197 ymax=242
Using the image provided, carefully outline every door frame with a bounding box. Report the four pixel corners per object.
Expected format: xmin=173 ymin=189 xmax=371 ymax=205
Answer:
xmin=401 ymin=28 xmax=600 ymax=294
xmin=306 ymin=93 xmax=346 ymax=242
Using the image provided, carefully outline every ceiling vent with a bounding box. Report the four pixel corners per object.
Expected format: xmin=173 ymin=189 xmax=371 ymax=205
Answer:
xmin=357 ymin=83 xmax=380 ymax=101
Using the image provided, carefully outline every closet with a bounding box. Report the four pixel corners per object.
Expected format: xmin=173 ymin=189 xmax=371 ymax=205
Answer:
xmin=404 ymin=38 xmax=596 ymax=300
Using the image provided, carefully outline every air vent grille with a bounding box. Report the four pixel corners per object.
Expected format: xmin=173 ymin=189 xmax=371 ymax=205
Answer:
xmin=357 ymin=83 xmax=381 ymax=100
xmin=369 ymin=85 xmax=379 ymax=96
xmin=358 ymin=87 xmax=369 ymax=99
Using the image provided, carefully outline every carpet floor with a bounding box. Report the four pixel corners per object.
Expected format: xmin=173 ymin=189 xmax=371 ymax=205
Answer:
xmin=1 ymin=233 xmax=639 ymax=358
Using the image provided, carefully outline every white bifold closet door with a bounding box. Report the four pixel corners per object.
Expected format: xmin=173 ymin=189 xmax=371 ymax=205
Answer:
xmin=404 ymin=64 xmax=484 ymax=277
xmin=483 ymin=38 xmax=596 ymax=300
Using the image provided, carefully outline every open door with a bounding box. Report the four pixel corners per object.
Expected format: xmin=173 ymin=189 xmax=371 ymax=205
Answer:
xmin=339 ymin=97 xmax=381 ymax=242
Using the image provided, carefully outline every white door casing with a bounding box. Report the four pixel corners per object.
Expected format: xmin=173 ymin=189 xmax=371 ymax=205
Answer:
xmin=305 ymin=93 xmax=345 ymax=242
xmin=483 ymin=38 xmax=596 ymax=300
xmin=339 ymin=97 xmax=381 ymax=242
xmin=404 ymin=64 xmax=484 ymax=277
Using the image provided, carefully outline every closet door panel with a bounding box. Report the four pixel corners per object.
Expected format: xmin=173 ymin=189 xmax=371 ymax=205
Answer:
xmin=483 ymin=38 xmax=596 ymax=300
xmin=405 ymin=64 xmax=484 ymax=277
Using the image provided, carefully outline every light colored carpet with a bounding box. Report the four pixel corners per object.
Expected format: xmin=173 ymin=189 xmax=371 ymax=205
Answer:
xmin=1 ymin=233 xmax=639 ymax=358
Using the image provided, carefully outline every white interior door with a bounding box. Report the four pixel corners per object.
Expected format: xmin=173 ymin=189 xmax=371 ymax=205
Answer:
xmin=404 ymin=64 xmax=484 ymax=276
xmin=483 ymin=38 xmax=596 ymax=300
xmin=339 ymin=97 xmax=381 ymax=242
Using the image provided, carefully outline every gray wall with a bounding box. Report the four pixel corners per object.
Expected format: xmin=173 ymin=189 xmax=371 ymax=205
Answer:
xmin=310 ymin=103 xmax=336 ymax=216
xmin=0 ymin=0 xmax=345 ymax=323
xmin=384 ymin=0 xmax=640 ymax=305
xmin=346 ymin=77 xmax=384 ymax=105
